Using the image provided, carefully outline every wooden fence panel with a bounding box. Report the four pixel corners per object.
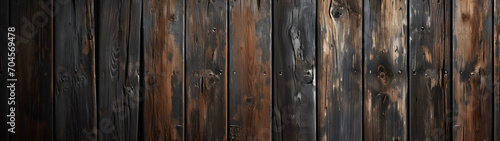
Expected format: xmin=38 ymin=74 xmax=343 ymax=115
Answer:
xmin=97 ymin=0 xmax=141 ymax=140
xmin=363 ymin=0 xmax=408 ymax=140
xmin=10 ymin=0 xmax=54 ymax=140
xmin=142 ymin=0 xmax=185 ymax=140
xmin=186 ymin=0 xmax=227 ymax=140
xmin=228 ymin=0 xmax=272 ymax=140
xmin=452 ymin=0 xmax=493 ymax=140
xmin=317 ymin=0 xmax=363 ymax=140
xmin=54 ymin=0 xmax=95 ymax=140
xmin=272 ymin=0 xmax=317 ymax=140
xmin=409 ymin=0 xmax=451 ymax=140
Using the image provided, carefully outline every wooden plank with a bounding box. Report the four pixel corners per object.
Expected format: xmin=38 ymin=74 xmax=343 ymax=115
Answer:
xmin=317 ymin=0 xmax=362 ymax=140
xmin=272 ymin=0 xmax=316 ymax=140
xmin=9 ymin=0 xmax=54 ymax=140
xmin=495 ymin=0 xmax=500 ymax=139
xmin=409 ymin=0 xmax=451 ymax=140
xmin=97 ymin=0 xmax=141 ymax=140
xmin=452 ymin=0 xmax=493 ymax=140
xmin=0 ymin=0 xmax=9 ymax=140
xmin=142 ymin=0 xmax=184 ymax=140
xmin=363 ymin=0 xmax=408 ymax=140
xmin=228 ymin=0 xmax=271 ymax=140
xmin=54 ymin=0 xmax=96 ymax=140
xmin=186 ymin=0 xmax=227 ymax=140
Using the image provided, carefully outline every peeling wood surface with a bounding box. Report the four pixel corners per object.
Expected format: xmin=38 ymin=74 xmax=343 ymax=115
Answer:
xmin=185 ymin=0 xmax=227 ymax=140
xmin=318 ymin=0 xmax=362 ymax=140
xmin=54 ymin=0 xmax=96 ymax=140
xmin=97 ymin=0 xmax=141 ymax=140
xmin=228 ymin=0 xmax=272 ymax=141
xmin=272 ymin=0 xmax=317 ymax=140
xmin=363 ymin=0 xmax=408 ymax=140
xmin=452 ymin=0 xmax=493 ymax=140
xmin=142 ymin=0 xmax=184 ymax=140
xmin=409 ymin=0 xmax=451 ymax=140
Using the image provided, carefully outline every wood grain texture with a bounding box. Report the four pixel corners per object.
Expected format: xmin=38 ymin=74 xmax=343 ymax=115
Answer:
xmin=10 ymin=0 xmax=54 ymax=140
xmin=363 ymin=0 xmax=408 ymax=140
xmin=452 ymin=0 xmax=493 ymax=140
xmin=495 ymin=0 xmax=500 ymax=139
xmin=186 ymin=0 xmax=227 ymax=140
xmin=0 ymin=0 xmax=8 ymax=140
xmin=97 ymin=0 xmax=141 ymax=140
xmin=142 ymin=0 xmax=184 ymax=140
xmin=409 ymin=0 xmax=451 ymax=140
xmin=317 ymin=0 xmax=362 ymax=140
xmin=228 ymin=0 xmax=272 ymax=140
xmin=272 ymin=0 xmax=316 ymax=140
xmin=54 ymin=0 xmax=95 ymax=140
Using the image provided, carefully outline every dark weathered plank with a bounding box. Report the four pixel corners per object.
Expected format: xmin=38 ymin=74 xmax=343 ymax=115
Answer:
xmin=272 ymin=0 xmax=316 ymax=140
xmin=228 ymin=0 xmax=272 ymax=140
xmin=186 ymin=0 xmax=227 ymax=140
xmin=363 ymin=0 xmax=408 ymax=140
xmin=452 ymin=0 xmax=493 ymax=140
xmin=317 ymin=0 xmax=362 ymax=140
xmin=97 ymin=0 xmax=141 ymax=140
xmin=495 ymin=0 xmax=500 ymax=139
xmin=142 ymin=0 xmax=184 ymax=140
xmin=54 ymin=0 xmax=96 ymax=140
xmin=10 ymin=0 xmax=54 ymax=140
xmin=0 ymin=0 xmax=9 ymax=140
xmin=409 ymin=0 xmax=451 ymax=140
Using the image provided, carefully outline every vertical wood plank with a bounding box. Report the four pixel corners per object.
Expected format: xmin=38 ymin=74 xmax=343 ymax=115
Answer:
xmin=142 ymin=0 xmax=184 ymax=140
xmin=363 ymin=0 xmax=408 ymax=140
xmin=452 ymin=0 xmax=493 ymax=140
xmin=97 ymin=0 xmax=142 ymax=140
xmin=317 ymin=0 xmax=362 ymax=140
xmin=10 ymin=0 xmax=53 ymax=140
xmin=494 ymin=0 xmax=500 ymax=139
xmin=272 ymin=0 xmax=316 ymax=140
xmin=228 ymin=0 xmax=272 ymax=140
xmin=0 ymin=0 xmax=9 ymax=140
xmin=54 ymin=0 xmax=96 ymax=140
xmin=186 ymin=0 xmax=227 ymax=140
xmin=409 ymin=0 xmax=451 ymax=140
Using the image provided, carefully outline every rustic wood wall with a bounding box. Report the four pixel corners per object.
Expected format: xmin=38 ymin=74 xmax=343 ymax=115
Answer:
xmin=2 ymin=0 xmax=500 ymax=140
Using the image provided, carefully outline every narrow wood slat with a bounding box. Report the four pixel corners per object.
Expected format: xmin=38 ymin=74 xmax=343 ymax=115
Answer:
xmin=10 ymin=0 xmax=54 ymax=140
xmin=452 ymin=0 xmax=493 ymax=140
xmin=363 ymin=0 xmax=408 ymax=140
xmin=272 ymin=0 xmax=317 ymax=140
xmin=409 ymin=0 xmax=451 ymax=140
xmin=97 ymin=0 xmax=142 ymax=140
xmin=494 ymin=0 xmax=500 ymax=139
xmin=228 ymin=0 xmax=272 ymax=140
xmin=54 ymin=0 xmax=96 ymax=140
xmin=0 ymin=0 xmax=9 ymax=140
xmin=142 ymin=0 xmax=185 ymax=140
xmin=317 ymin=0 xmax=363 ymax=140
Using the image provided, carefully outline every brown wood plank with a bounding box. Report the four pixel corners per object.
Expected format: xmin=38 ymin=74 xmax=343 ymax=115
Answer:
xmin=9 ymin=0 xmax=54 ymax=140
xmin=54 ymin=0 xmax=96 ymax=140
xmin=363 ymin=0 xmax=408 ymax=140
xmin=1 ymin=0 xmax=9 ymax=140
xmin=186 ymin=0 xmax=227 ymax=140
xmin=142 ymin=0 xmax=185 ymax=140
xmin=272 ymin=0 xmax=317 ymax=140
xmin=495 ymin=0 xmax=500 ymax=139
xmin=97 ymin=0 xmax=142 ymax=140
xmin=409 ymin=0 xmax=451 ymax=140
xmin=317 ymin=0 xmax=362 ymax=140
xmin=228 ymin=0 xmax=272 ymax=140
xmin=452 ymin=0 xmax=493 ymax=140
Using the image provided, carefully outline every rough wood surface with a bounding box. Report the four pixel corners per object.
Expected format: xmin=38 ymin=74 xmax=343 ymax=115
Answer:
xmin=495 ymin=0 xmax=500 ymax=139
xmin=272 ymin=0 xmax=317 ymax=140
xmin=54 ymin=0 xmax=96 ymax=140
xmin=317 ymin=0 xmax=362 ymax=140
xmin=10 ymin=0 xmax=54 ymax=140
xmin=186 ymin=0 xmax=227 ymax=140
xmin=452 ymin=0 xmax=493 ymax=140
xmin=409 ymin=0 xmax=451 ymax=140
xmin=0 ymin=0 xmax=9 ymax=140
xmin=228 ymin=0 xmax=272 ymax=140
xmin=363 ymin=0 xmax=408 ymax=140
xmin=97 ymin=0 xmax=141 ymax=140
xmin=142 ymin=0 xmax=184 ymax=140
